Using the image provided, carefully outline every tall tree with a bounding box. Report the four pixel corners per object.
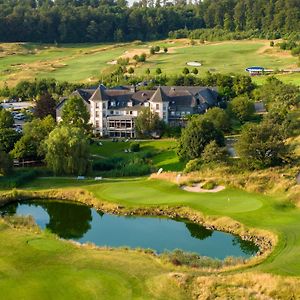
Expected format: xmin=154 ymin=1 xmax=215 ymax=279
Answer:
xmin=44 ymin=126 xmax=90 ymax=175
xmin=34 ymin=93 xmax=57 ymax=119
xmin=61 ymin=96 xmax=91 ymax=132
xmin=236 ymin=120 xmax=289 ymax=169
xmin=0 ymin=109 xmax=14 ymax=129
xmin=177 ymin=116 xmax=225 ymax=161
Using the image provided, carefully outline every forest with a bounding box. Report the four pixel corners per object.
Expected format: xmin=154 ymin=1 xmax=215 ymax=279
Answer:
xmin=0 ymin=0 xmax=299 ymax=43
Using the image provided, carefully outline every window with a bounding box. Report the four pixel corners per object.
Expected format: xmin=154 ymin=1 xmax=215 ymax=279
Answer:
xmin=156 ymin=104 xmax=159 ymax=110
xmin=96 ymin=102 xmax=99 ymax=108
xmin=95 ymin=121 xmax=99 ymax=127
xmin=102 ymin=103 xmax=106 ymax=109
xmin=110 ymin=110 xmax=114 ymax=115
xmin=95 ymin=111 xmax=99 ymax=117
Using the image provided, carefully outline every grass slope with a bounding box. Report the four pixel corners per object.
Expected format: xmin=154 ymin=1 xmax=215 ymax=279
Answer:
xmin=90 ymin=139 xmax=184 ymax=172
xmin=0 ymin=222 xmax=189 ymax=300
xmin=0 ymin=39 xmax=299 ymax=87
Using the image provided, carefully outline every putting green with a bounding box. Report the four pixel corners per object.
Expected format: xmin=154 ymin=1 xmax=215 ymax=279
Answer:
xmin=92 ymin=179 xmax=263 ymax=213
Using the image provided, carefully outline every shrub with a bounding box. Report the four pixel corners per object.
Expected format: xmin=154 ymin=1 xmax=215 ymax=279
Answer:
xmin=161 ymin=249 xmax=245 ymax=269
xmin=0 ymin=169 xmax=40 ymax=189
xmin=202 ymin=181 xmax=216 ymax=190
xmin=184 ymin=158 xmax=202 ymax=173
xmin=130 ymin=142 xmax=140 ymax=152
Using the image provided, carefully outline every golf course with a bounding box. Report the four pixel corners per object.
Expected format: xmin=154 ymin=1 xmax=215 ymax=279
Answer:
xmin=0 ymin=39 xmax=299 ymax=88
xmin=1 ymin=167 xmax=300 ymax=299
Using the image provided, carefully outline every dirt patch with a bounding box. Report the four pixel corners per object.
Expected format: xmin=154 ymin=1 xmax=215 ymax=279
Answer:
xmin=181 ymin=183 xmax=225 ymax=193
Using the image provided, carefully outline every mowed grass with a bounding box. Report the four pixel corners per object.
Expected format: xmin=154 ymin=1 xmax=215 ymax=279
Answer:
xmin=135 ymin=40 xmax=299 ymax=80
xmin=19 ymin=176 xmax=300 ymax=276
xmin=2 ymin=175 xmax=300 ymax=298
xmin=0 ymin=222 xmax=189 ymax=300
xmin=0 ymin=39 xmax=299 ymax=87
xmin=90 ymin=139 xmax=184 ymax=171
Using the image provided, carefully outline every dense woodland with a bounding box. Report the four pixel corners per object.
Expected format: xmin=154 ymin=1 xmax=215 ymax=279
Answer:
xmin=0 ymin=0 xmax=299 ymax=43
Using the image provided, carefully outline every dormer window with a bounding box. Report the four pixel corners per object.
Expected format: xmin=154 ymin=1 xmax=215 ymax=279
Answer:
xmin=144 ymin=102 xmax=149 ymax=107
xmin=128 ymin=101 xmax=133 ymax=107
xmin=111 ymin=101 xmax=115 ymax=107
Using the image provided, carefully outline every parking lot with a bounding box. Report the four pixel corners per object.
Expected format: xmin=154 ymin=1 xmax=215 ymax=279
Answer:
xmin=0 ymin=101 xmax=34 ymax=132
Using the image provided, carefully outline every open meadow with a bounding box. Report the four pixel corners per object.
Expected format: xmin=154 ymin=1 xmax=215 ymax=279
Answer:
xmin=0 ymin=39 xmax=299 ymax=88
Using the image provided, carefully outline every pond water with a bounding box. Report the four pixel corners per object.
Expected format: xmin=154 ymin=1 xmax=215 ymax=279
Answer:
xmin=0 ymin=200 xmax=259 ymax=259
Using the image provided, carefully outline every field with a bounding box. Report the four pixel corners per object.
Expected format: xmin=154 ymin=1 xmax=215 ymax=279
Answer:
xmin=0 ymin=39 xmax=299 ymax=88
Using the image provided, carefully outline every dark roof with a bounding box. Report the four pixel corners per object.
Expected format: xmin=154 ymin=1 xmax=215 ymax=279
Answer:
xmin=89 ymin=85 xmax=108 ymax=102
xmin=131 ymin=90 xmax=155 ymax=102
xmin=150 ymin=87 xmax=169 ymax=103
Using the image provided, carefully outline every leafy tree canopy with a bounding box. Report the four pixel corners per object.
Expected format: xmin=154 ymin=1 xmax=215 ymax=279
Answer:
xmin=61 ymin=96 xmax=91 ymax=132
xmin=44 ymin=126 xmax=90 ymax=176
xmin=177 ymin=116 xmax=225 ymax=161
xmin=236 ymin=120 xmax=289 ymax=169
xmin=0 ymin=108 xmax=14 ymax=129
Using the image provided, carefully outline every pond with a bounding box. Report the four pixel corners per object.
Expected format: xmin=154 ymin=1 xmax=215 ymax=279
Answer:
xmin=0 ymin=200 xmax=259 ymax=259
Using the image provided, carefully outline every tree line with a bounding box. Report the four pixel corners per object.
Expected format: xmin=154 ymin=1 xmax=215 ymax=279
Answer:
xmin=0 ymin=0 xmax=299 ymax=43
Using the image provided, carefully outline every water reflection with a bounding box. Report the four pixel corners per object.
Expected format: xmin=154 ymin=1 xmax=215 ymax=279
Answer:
xmin=185 ymin=222 xmax=213 ymax=240
xmin=0 ymin=200 xmax=259 ymax=259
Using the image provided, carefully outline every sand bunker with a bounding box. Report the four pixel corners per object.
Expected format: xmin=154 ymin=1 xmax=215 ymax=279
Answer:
xmin=187 ymin=61 xmax=202 ymax=67
xmin=181 ymin=183 xmax=225 ymax=193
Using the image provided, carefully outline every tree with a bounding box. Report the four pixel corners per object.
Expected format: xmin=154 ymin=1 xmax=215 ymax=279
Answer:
xmin=236 ymin=120 xmax=288 ymax=169
xmin=135 ymin=108 xmax=163 ymax=137
xmin=139 ymin=53 xmax=146 ymax=62
xmin=201 ymin=140 xmax=228 ymax=164
xmin=191 ymin=68 xmax=198 ymax=75
xmin=44 ymin=126 xmax=90 ymax=175
xmin=133 ymin=54 xmax=139 ymax=62
xmin=0 ymin=109 xmax=14 ymax=128
xmin=182 ymin=67 xmax=190 ymax=75
xmin=228 ymin=95 xmax=255 ymax=123
xmin=150 ymin=47 xmax=155 ymax=55
xmin=177 ymin=117 xmax=225 ymax=161
xmin=0 ymin=151 xmax=12 ymax=175
xmin=61 ymin=96 xmax=90 ymax=132
xmin=154 ymin=45 xmax=160 ymax=52
xmin=34 ymin=93 xmax=56 ymax=119
xmin=128 ymin=67 xmax=135 ymax=74
xmin=203 ymin=107 xmax=231 ymax=133
xmin=164 ymin=47 xmax=168 ymax=53
xmin=11 ymin=116 xmax=55 ymax=160
xmin=0 ymin=128 xmax=21 ymax=152
xmin=156 ymin=68 xmax=162 ymax=75
xmin=145 ymin=68 xmax=150 ymax=75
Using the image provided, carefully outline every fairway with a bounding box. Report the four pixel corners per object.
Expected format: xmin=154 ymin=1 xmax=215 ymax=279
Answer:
xmin=1 ymin=39 xmax=299 ymax=88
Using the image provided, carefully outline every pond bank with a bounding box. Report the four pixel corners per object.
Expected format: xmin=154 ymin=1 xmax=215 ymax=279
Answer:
xmin=0 ymin=188 xmax=277 ymax=268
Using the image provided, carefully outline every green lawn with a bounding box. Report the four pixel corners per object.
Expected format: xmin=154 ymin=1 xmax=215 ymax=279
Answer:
xmin=1 ymin=39 xmax=299 ymax=87
xmin=90 ymin=139 xmax=184 ymax=172
xmin=0 ymin=224 xmax=189 ymax=300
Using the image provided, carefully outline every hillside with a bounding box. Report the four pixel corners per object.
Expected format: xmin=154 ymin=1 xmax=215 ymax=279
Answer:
xmin=0 ymin=39 xmax=299 ymax=88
